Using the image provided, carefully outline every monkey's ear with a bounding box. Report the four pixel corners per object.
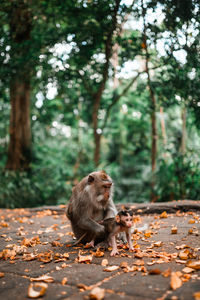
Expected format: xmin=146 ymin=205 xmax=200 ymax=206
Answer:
xmin=88 ymin=175 xmax=94 ymax=184
xmin=115 ymin=215 xmax=120 ymax=223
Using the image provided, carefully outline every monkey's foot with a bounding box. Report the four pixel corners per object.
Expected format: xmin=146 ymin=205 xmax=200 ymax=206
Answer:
xmin=86 ymin=240 xmax=95 ymax=248
xmin=110 ymin=250 xmax=119 ymax=256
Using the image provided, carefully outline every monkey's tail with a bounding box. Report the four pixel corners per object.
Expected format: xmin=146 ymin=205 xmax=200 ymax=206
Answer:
xmin=72 ymin=232 xmax=87 ymax=246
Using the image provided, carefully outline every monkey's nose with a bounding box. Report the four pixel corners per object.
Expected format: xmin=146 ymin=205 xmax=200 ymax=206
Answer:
xmin=104 ymin=182 xmax=112 ymax=188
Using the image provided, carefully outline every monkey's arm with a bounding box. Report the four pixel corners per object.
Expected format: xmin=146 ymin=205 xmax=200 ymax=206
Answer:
xmin=103 ymin=200 xmax=117 ymax=219
xmin=126 ymin=229 xmax=133 ymax=251
xmin=77 ymin=216 xmax=105 ymax=237
xmin=110 ymin=234 xmax=119 ymax=256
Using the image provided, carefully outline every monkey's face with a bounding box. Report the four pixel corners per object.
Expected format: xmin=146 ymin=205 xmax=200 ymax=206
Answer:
xmin=87 ymin=171 xmax=112 ymax=206
xmin=117 ymin=210 xmax=133 ymax=228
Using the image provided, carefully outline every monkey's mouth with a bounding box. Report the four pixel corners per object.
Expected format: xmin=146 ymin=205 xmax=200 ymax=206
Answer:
xmin=97 ymin=194 xmax=109 ymax=204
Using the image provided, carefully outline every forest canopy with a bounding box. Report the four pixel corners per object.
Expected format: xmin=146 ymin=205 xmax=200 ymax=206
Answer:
xmin=0 ymin=0 xmax=200 ymax=208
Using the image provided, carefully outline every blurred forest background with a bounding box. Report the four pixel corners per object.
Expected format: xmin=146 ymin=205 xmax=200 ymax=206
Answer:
xmin=0 ymin=0 xmax=200 ymax=208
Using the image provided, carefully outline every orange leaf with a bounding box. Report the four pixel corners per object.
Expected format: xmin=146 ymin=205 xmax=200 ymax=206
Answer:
xmin=170 ymin=272 xmax=182 ymax=290
xmin=194 ymin=291 xmax=200 ymax=300
xmin=61 ymin=277 xmax=68 ymax=285
xmin=160 ymin=211 xmax=168 ymax=218
xmin=103 ymin=266 xmax=119 ymax=272
xmin=89 ymin=287 xmax=105 ymax=300
xmin=28 ymin=283 xmax=48 ymax=298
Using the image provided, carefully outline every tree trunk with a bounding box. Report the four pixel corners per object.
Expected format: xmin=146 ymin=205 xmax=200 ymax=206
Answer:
xmin=6 ymin=2 xmax=32 ymax=170
xmin=141 ymin=0 xmax=157 ymax=202
xmin=6 ymin=76 xmax=32 ymax=170
xmin=160 ymin=106 xmax=167 ymax=147
xmin=94 ymin=130 xmax=102 ymax=168
xmin=180 ymin=105 xmax=187 ymax=155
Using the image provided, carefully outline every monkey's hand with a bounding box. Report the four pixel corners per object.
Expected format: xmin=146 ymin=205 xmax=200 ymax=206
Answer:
xmin=129 ymin=244 xmax=134 ymax=251
xmin=95 ymin=224 xmax=105 ymax=236
xmin=110 ymin=249 xmax=119 ymax=256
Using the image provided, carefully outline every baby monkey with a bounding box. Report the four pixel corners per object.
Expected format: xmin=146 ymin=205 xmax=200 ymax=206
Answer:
xmin=105 ymin=209 xmax=134 ymax=256
xmin=77 ymin=209 xmax=134 ymax=256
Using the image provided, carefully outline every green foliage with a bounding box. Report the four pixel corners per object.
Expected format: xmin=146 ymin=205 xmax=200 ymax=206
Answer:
xmin=155 ymin=153 xmax=200 ymax=201
xmin=0 ymin=0 xmax=200 ymax=207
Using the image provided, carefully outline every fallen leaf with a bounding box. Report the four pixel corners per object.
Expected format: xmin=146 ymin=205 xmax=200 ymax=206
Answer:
xmin=179 ymin=251 xmax=188 ymax=260
xmin=194 ymin=291 xmax=200 ymax=300
xmin=61 ymin=277 xmax=68 ymax=285
xmin=162 ymin=268 xmax=171 ymax=277
xmin=101 ymin=259 xmax=108 ymax=267
xmin=148 ymin=268 xmax=161 ymax=275
xmin=171 ymin=226 xmax=178 ymax=234
xmin=182 ymin=267 xmax=194 ymax=274
xmin=89 ymin=287 xmax=105 ymax=300
xmin=188 ymin=219 xmax=195 ymax=224
xmin=160 ymin=211 xmax=168 ymax=218
xmin=170 ymin=272 xmax=182 ymax=290
xmin=30 ymin=275 xmax=54 ymax=283
xmin=94 ymin=248 xmax=104 ymax=258
xmin=21 ymin=236 xmax=41 ymax=247
xmin=23 ymin=253 xmax=38 ymax=261
xmin=28 ymin=283 xmax=48 ymax=298
xmin=153 ymin=241 xmax=163 ymax=247
xmin=175 ymin=244 xmax=190 ymax=250
xmin=0 ymin=272 xmax=5 ymax=278
xmin=188 ymin=228 xmax=193 ymax=234
xmin=186 ymin=261 xmax=200 ymax=270
xmin=37 ymin=251 xmax=53 ymax=263
xmin=51 ymin=241 xmax=63 ymax=247
xmin=103 ymin=266 xmax=119 ymax=272
xmin=77 ymin=251 xmax=93 ymax=264
xmin=120 ymin=262 xmax=128 ymax=269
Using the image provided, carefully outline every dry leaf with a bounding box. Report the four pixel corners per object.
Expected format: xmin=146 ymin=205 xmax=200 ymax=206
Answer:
xmin=37 ymin=251 xmax=53 ymax=263
xmin=0 ymin=249 xmax=16 ymax=260
xmin=103 ymin=265 xmax=119 ymax=272
xmin=153 ymin=241 xmax=163 ymax=247
xmin=89 ymin=287 xmax=105 ymax=300
xmin=182 ymin=267 xmax=194 ymax=274
xmin=171 ymin=227 xmax=178 ymax=234
xmin=23 ymin=253 xmax=37 ymax=261
xmin=0 ymin=272 xmax=5 ymax=278
xmin=77 ymin=283 xmax=90 ymax=291
xmin=175 ymin=244 xmax=190 ymax=250
xmin=51 ymin=241 xmax=63 ymax=247
xmin=21 ymin=236 xmax=40 ymax=247
xmin=28 ymin=283 xmax=48 ymax=298
xmin=94 ymin=248 xmax=104 ymax=258
xmin=61 ymin=277 xmax=68 ymax=285
xmin=179 ymin=251 xmax=188 ymax=260
xmin=170 ymin=272 xmax=182 ymax=290
xmin=193 ymin=291 xmax=200 ymax=300
xmin=162 ymin=268 xmax=171 ymax=277
xmin=120 ymin=262 xmax=128 ymax=269
xmin=77 ymin=252 xmax=93 ymax=263
xmin=160 ymin=211 xmax=168 ymax=218
xmin=101 ymin=259 xmax=108 ymax=267
xmin=30 ymin=275 xmax=54 ymax=283
xmin=186 ymin=260 xmax=200 ymax=270
xmin=63 ymin=253 xmax=69 ymax=259
xmin=148 ymin=268 xmax=161 ymax=275
xmin=188 ymin=219 xmax=195 ymax=224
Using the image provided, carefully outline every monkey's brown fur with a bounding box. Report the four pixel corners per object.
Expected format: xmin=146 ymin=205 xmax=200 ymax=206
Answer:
xmin=66 ymin=171 xmax=117 ymax=244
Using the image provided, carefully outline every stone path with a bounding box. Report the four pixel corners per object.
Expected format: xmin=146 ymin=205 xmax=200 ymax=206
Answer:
xmin=0 ymin=201 xmax=200 ymax=300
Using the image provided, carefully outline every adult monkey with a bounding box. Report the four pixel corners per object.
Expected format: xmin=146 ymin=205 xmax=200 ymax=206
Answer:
xmin=66 ymin=170 xmax=117 ymax=244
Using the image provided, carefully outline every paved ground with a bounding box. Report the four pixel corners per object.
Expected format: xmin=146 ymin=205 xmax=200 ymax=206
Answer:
xmin=0 ymin=201 xmax=199 ymax=300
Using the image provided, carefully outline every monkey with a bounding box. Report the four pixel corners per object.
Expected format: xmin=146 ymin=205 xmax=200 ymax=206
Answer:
xmin=105 ymin=209 xmax=134 ymax=256
xmin=85 ymin=209 xmax=134 ymax=256
xmin=66 ymin=170 xmax=117 ymax=245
